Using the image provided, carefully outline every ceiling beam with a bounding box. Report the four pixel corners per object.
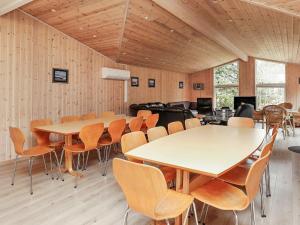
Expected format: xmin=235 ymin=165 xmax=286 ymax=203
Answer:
xmin=240 ymin=0 xmax=300 ymax=18
xmin=152 ymin=0 xmax=248 ymax=62
xmin=0 ymin=0 xmax=32 ymax=16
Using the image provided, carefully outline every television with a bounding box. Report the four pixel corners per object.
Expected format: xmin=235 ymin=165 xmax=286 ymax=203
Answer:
xmin=197 ymin=98 xmax=213 ymax=115
xmin=234 ymin=96 xmax=256 ymax=110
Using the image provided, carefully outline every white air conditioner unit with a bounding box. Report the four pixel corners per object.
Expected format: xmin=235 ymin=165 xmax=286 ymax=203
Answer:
xmin=102 ymin=67 xmax=130 ymax=80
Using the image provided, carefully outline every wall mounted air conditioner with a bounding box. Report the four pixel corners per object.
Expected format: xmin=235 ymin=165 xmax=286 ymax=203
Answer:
xmin=102 ymin=67 xmax=130 ymax=80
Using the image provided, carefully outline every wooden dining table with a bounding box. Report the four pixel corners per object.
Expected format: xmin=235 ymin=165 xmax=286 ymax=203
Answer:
xmin=126 ymin=125 xmax=266 ymax=225
xmin=35 ymin=115 xmax=134 ymax=177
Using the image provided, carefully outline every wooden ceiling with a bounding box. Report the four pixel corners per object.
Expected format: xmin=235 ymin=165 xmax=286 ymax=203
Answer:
xmin=19 ymin=0 xmax=300 ymax=73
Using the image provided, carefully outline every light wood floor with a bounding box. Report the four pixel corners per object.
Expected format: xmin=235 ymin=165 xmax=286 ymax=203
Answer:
xmin=0 ymin=129 xmax=299 ymax=225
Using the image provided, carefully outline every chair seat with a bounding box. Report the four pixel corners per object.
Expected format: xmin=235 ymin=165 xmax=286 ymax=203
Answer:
xmin=64 ymin=143 xmax=85 ymax=153
xmin=219 ymin=166 xmax=249 ymax=186
xmin=49 ymin=140 xmax=64 ymax=148
xmin=23 ymin=146 xmax=54 ymax=157
xmin=98 ymin=136 xmax=113 ymax=146
xmin=154 ymin=189 xmax=194 ymax=220
xmin=160 ymin=166 xmax=176 ymax=183
xmin=191 ymin=179 xmax=249 ymax=211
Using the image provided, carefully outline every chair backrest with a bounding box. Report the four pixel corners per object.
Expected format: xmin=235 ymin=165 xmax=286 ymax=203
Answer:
xmin=9 ymin=127 xmax=25 ymax=155
xmin=101 ymin=111 xmax=115 ymax=117
xmin=79 ymin=123 xmax=104 ymax=151
xmin=245 ymin=152 xmax=271 ymax=202
xmin=260 ymin=140 xmax=273 ymax=158
xmin=30 ymin=119 xmax=53 ymax=146
xmin=145 ymin=113 xmax=159 ymax=129
xmin=129 ymin=117 xmax=143 ymax=132
xmin=113 ymin=158 xmax=167 ymax=218
xmin=185 ymin=118 xmax=201 ymax=129
xmin=108 ymin=119 xmax=126 ymax=143
xmin=168 ymin=121 xmax=184 ymax=134
xmin=121 ymin=131 xmax=147 ymax=154
xmin=81 ymin=112 xmax=97 ymax=120
xmin=263 ymin=105 xmax=287 ymax=126
xmin=60 ymin=115 xmax=81 ymax=123
xmin=137 ymin=110 xmax=152 ymax=120
xmin=147 ymin=126 xmax=168 ymax=142
xmin=227 ymin=117 xmax=255 ymax=128
xmin=278 ymin=102 xmax=293 ymax=110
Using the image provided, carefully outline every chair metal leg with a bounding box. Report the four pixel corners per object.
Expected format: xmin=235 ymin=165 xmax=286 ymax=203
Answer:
xmin=183 ymin=205 xmax=191 ymax=225
xmin=233 ymin=211 xmax=238 ymax=225
xmin=198 ymin=203 xmax=206 ymax=223
xmin=60 ymin=149 xmax=65 ymax=167
xmin=42 ymin=155 xmax=48 ymax=175
xmin=84 ymin=151 xmax=90 ymax=170
xmin=250 ymin=202 xmax=256 ymax=225
xmin=74 ymin=153 xmax=81 ymax=188
xmin=123 ymin=206 xmax=130 ymax=225
xmin=49 ymin=152 xmax=54 ymax=180
xmin=165 ymin=219 xmax=170 ymax=225
xmin=81 ymin=152 xmax=85 ymax=171
xmin=53 ymin=151 xmax=64 ymax=181
xmin=192 ymin=202 xmax=199 ymax=225
xmin=96 ymin=148 xmax=102 ymax=164
xmin=267 ymin=164 xmax=271 ymax=197
xmin=11 ymin=155 xmax=19 ymax=185
xmin=102 ymin=146 xmax=110 ymax=176
xmin=260 ymin=181 xmax=266 ymax=217
xmin=29 ymin=157 xmax=33 ymax=195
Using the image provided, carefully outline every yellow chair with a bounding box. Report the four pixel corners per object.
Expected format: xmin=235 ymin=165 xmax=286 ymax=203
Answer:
xmin=137 ymin=110 xmax=152 ymax=120
xmin=128 ymin=116 xmax=143 ymax=132
xmin=113 ymin=158 xmax=198 ymax=225
xmin=228 ymin=117 xmax=255 ymax=128
xmin=101 ymin=111 xmax=115 ymax=117
xmin=191 ymin=152 xmax=271 ymax=225
xmin=121 ymin=131 xmax=176 ymax=184
xmin=81 ymin=112 xmax=97 ymax=120
xmin=147 ymin=126 xmax=168 ymax=142
xmin=30 ymin=119 xmax=64 ymax=176
xmin=168 ymin=121 xmax=184 ymax=134
xmin=185 ymin=118 xmax=201 ymax=129
xmin=64 ymin=123 xmax=104 ymax=188
xmin=9 ymin=127 xmax=61 ymax=194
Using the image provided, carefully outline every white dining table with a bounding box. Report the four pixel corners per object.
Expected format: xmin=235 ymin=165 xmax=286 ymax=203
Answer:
xmin=126 ymin=125 xmax=266 ymax=225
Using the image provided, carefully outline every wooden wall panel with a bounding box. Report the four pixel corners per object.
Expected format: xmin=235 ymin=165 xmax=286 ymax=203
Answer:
xmin=239 ymin=57 xmax=255 ymax=96
xmin=189 ymin=69 xmax=213 ymax=102
xmin=0 ymin=10 xmax=189 ymax=161
xmin=286 ymin=63 xmax=300 ymax=111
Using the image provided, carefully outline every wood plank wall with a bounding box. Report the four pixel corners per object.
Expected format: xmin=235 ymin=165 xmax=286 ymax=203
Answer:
xmin=286 ymin=63 xmax=300 ymax=111
xmin=0 ymin=10 xmax=188 ymax=161
xmin=189 ymin=68 xmax=213 ymax=102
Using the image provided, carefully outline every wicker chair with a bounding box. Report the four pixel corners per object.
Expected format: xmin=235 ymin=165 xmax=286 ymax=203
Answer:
xmin=278 ymin=102 xmax=293 ymax=110
xmin=263 ymin=105 xmax=287 ymax=138
xmin=253 ymin=110 xmax=264 ymax=129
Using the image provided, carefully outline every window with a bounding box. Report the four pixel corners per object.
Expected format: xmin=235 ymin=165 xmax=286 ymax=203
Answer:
xmin=214 ymin=61 xmax=239 ymax=109
xmin=255 ymin=59 xmax=285 ymax=109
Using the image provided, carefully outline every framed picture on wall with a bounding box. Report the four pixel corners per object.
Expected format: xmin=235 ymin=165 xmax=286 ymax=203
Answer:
xmin=148 ymin=79 xmax=155 ymax=88
xmin=179 ymin=81 xmax=184 ymax=89
xmin=52 ymin=68 xmax=69 ymax=83
xmin=131 ymin=76 xmax=139 ymax=87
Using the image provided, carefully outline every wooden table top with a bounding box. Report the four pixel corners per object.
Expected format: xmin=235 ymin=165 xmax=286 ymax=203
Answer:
xmin=35 ymin=115 xmax=134 ymax=135
xmin=126 ymin=125 xmax=265 ymax=177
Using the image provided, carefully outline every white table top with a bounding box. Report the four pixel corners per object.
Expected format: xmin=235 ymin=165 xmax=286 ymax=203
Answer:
xmin=35 ymin=115 xmax=134 ymax=135
xmin=126 ymin=125 xmax=265 ymax=177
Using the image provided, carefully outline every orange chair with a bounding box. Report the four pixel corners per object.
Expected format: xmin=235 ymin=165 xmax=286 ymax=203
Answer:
xmin=30 ymin=119 xmax=64 ymax=175
xmin=147 ymin=126 xmax=168 ymax=142
xmin=81 ymin=112 xmax=97 ymax=120
xmin=64 ymin=123 xmax=104 ymax=188
xmin=98 ymin=119 xmax=126 ymax=176
xmin=113 ymin=158 xmax=198 ymax=225
xmin=168 ymin=121 xmax=184 ymax=134
xmin=9 ymin=127 xmax=61 ymax=194
xmin=192 ymin=152 xmax=271 ymax=225
xmin=137 ymin=110 xmax=152 ymax=120
xmin=128 ymin=116 xmax=143 ymax=132
xmin=228 ymin=117 xmax=255 ymax=128
xmin=60 ymin=115 xmax=81 ymax=123
xmin=185 ymin=118 xmax=201 ymax=129
xmin=141 ymin=113 xmax=159 ymax=133
xmin=101 ymin=111 xmax=115 ymax=117
xmin=121 ymin=131 xmax=176 ymax=184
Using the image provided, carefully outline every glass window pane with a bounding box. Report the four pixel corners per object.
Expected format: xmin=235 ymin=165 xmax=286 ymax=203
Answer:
xmin=256 ymin=60 xmax=285 ymax=84
xmin=256 ymin=87 xmax=285 ymax=110
xmin=214 ymin=62 xmax=239 ymax=85
xmin=215 ymin=87 xmax=239 ymax=109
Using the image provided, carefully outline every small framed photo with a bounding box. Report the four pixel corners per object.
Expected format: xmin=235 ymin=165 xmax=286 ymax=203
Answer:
xmin=52 ymin=68 xmax=68 ymax=83
xmin=179 ymin=81 xmax=184 ymax=89
xmin=148 ymin=79 xmax=155 ymax=88
xmin=131 ymin=76 xmax=139 ymax=87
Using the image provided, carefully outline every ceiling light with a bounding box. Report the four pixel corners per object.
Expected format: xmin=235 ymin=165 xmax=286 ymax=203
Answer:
xmin=122 ymin=52 xmax=127 ymax=55
xmin=79 ymin=27 xmax=83 ymax=30
xmin=144 ymin=16 xmax=149 ymax=20
xmin=93 ymin=35 xmax=97 ymax=38
xmin=228 ymin=19 xmax=233 ymax=22
xmin=145 ymin=57 xmax=149 ymax=60
xmin=51 ymin=9 xmax=56 ymax=12
xmin=170 ymin=29 xmax=174 ymax=32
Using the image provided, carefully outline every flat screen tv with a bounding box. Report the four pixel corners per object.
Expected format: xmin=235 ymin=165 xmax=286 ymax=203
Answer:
xmin=234 ymin=96 xmax=256 ymax=110
xmin=197 ymin=98 xmax=213 ymax=115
